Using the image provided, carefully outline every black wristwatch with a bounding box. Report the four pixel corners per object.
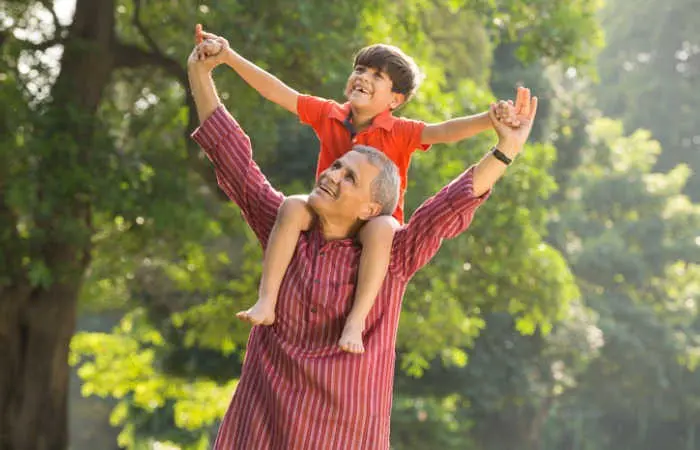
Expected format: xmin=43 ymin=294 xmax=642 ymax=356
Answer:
xmin=491 ymin=147 xmax=512 ymax=166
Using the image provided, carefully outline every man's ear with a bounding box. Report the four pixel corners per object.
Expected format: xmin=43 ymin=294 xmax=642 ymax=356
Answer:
xmin=358 ymin=202 xmax=383 ymax=221
xmin=390 ymin=92 xmax=405 ymax=110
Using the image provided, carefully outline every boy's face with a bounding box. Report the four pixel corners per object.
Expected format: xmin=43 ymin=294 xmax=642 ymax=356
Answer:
xmin=344 ymin=65 xmax=404 ymax=115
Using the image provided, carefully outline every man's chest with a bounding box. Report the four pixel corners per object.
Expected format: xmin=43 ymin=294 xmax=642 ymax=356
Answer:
xmin=273 ymin=237 xmax=361 ymax=344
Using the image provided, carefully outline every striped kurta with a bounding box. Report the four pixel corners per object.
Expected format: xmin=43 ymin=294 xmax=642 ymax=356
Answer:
xmin=192 ymin=106 xmax=490 ymax=450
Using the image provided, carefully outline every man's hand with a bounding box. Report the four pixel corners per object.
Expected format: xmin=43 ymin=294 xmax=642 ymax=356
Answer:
xmin=490 ymin=86 xmax=538 ymax=158
xmin=187 ymin=24 xmax=230 ymax=72
xmin=198 ymin=39 xmax=224 ymax=59
xmin=471 ymin=87 xmax=537 ymax=196
xmin=195 ymin=23 xmax=203 ymax=44
xmin=188 ymin=25 xmax=230 ymax=123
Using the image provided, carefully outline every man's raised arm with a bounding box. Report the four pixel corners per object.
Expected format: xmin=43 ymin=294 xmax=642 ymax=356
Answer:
xmin=472 ymin=87 xmax=538 ymax=196
xmin=390 ymin=88 xmax=538 ymax=279
xmin=187 ymin=39 xmax=284 ymax=248
xmin=187 ymin=42 xmax=223 ymax=124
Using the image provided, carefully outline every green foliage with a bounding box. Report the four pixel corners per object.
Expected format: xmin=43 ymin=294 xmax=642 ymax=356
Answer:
xmin=391 ymin=394 xmax=475 ymax=450
xmin=542 ymin=115 xmax=700 ymax=449
xmin=1 ymin=0 xmax=608 ymax=449
xmin=71 ymin=309 xmax=235 ymax=447
xmin=595 ymin=0 xmax=700 ymax=197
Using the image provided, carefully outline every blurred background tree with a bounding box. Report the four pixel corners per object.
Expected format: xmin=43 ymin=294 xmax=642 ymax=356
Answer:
xmin=0 ymin=0 xmax=698 ymax=449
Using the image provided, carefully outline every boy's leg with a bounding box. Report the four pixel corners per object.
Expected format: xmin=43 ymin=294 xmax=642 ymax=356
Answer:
xmin=338 ymin=215 xmax=399 ymax=353
xmin=237 ymin=195 xmax=314 ymax=325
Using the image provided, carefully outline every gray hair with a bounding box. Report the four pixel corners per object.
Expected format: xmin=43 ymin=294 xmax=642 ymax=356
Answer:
xmin=350 ymin=145 xmax=400 ymax=215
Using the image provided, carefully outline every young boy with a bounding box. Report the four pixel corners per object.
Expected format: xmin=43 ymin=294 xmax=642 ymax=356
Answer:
xmin=194 ymin=25 xmax=519 ymax=353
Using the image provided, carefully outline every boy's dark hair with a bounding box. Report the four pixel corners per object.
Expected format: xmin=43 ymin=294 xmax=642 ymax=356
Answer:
xmin=353 ymin=44 xmax=423 ymax=105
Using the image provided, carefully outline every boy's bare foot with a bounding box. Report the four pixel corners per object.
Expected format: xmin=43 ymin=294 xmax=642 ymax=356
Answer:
xmin=236 ymin=301 xmax=275 ymax=326
xmin=338 ymin=321 xmax=365 ymax=354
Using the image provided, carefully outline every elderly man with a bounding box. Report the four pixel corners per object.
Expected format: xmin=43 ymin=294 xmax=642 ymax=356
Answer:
xmin=188 ymin=38 xmax=537 ymax=450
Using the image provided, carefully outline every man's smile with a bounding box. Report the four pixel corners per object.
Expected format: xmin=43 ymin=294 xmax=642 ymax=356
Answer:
xmin=316 ymin=182 xmax=338 ymax=199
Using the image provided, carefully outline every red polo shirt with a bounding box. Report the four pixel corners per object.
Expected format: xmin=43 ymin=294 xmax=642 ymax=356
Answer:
xmin=297 ymin=95 xmax=429 ymax=223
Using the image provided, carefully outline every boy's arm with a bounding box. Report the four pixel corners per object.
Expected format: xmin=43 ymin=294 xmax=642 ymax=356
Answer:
xmin=221 ymin=48 xmax=300 ymax=115
xmin=420 ymin=112 xmax=492 ymax=145
xmin=197 ymin=28 xmax=299 ymax=114
xmin=420 ymin=92 xmax=522 ymax=145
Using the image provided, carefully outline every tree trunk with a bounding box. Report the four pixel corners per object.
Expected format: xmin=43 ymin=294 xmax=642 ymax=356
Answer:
xmin=0 ymin=1 xmax=115 ymax=449
xmin=0 ymin=284 xmax=83 ymax=450
xmin=527 ymin=396 xmax=554 ymax=450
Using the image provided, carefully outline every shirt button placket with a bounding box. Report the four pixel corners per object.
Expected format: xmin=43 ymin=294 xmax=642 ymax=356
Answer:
xmin=310 ymin=254 xmax=322 ymax=319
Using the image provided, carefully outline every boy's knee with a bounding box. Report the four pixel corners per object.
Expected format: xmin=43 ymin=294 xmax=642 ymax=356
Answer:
xmin=359 ymin=215 xmax=399 ymax=243
xmin=280 ymin=196 xmax=308 ymax=212
xmin=278 ymin=196 xmax=314 ymax=229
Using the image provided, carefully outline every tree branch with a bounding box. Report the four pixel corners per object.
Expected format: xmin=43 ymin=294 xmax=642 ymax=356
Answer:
xmin=122 ymin=0 xmax=227 ymax=200
xmin=1 ymin=26 xmax=64 ymax=52
xmin=111 ymin=42 xmax=227 ymax=201
xmin=132 ymin=0 xmax=163 ymax=56
xmin=21 ymin=37 xmax=64 ymax=52
xmin=113 ymin=41 xmax=186 ymax=83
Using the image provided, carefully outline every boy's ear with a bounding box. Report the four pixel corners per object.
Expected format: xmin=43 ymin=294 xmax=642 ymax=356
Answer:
xmin=390 ymin=92 xmax=406 ymax=110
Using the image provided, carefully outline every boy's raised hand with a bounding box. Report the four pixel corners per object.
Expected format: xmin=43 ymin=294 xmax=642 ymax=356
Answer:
xmin=494 ymin=100 xmax=519 ymax=128
xmin=492 ymin=86 xmax=537 ymax=129
xmin=193 ymin=24 xmax=228 ymax=61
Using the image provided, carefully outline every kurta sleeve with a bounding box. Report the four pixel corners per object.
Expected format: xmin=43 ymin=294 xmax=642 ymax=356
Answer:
xmin=390 ymin=167 xmax=490 ymax=280
xmin=191 ymin=106 xmax=284 ymax=248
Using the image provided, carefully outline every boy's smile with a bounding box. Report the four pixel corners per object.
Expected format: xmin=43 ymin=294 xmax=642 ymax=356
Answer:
xmin=344 ymin=65 xmax=402 ymax=118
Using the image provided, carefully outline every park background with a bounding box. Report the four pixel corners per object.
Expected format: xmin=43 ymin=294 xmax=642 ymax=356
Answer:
xmin=1 ymin=0 xmax=699 ymax=449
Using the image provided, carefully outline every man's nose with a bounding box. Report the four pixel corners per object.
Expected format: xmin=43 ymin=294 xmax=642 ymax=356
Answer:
xmin=327 ymin=169 xmax=342 ymax=183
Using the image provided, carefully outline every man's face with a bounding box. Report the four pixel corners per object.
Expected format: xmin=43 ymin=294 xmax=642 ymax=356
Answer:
xmin=344 ymin=65 xmax=403 ymax=114
xmin=308 ymin=151 xmax=381 ymax=222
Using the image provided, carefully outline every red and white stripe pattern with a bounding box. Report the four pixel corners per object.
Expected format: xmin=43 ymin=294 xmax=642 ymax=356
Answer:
xmin=192 ymin=107 xmax=489 ymax=449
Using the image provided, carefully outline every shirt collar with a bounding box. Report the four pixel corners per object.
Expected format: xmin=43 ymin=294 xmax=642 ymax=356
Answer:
xmin=328 ymin=102 xmax=396 ymax=131
xmin=309 ymin=224 xmax=361 ymax=248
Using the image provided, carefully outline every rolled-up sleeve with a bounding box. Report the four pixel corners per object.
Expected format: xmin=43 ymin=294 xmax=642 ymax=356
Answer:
xmin=390 ymin=167 xmax=490 ymax=279
xmin=191 ymin=106 xmax=283 ymax=248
